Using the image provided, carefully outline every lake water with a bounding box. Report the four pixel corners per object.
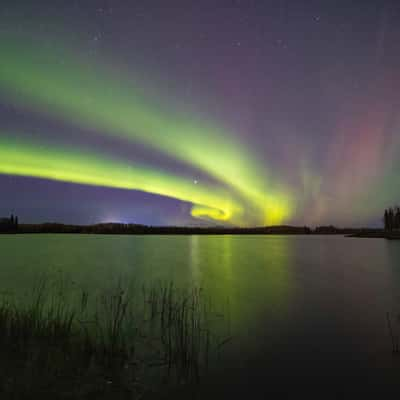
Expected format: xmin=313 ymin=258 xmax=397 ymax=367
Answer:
xmin=1 ymin=234 xmax=400 ymax=396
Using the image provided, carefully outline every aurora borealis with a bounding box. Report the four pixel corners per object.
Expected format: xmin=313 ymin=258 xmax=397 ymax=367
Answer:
xmin=0 ymin=36 xmax=290 ymax=225
xmin=1 ymin=0 xmax=400 ymax=226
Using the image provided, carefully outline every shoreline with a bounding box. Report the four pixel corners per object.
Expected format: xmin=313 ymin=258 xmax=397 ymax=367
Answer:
xmin=0 ymin=223 xmax=388 ymax=237
xmin=347 ymin=231 xmax=400 ymax=240
xmin=0 ymin=231 xmax=388 ymax=237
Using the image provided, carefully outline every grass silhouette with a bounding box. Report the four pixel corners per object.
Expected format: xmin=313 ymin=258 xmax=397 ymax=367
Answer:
xmin=0 ymin=275 xmax=229 ymax=399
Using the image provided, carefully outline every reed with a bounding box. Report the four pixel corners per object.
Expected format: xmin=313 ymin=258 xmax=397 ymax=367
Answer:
xmin=0 ymin=275 xmax=229 ymax=398
xmin=386 ymin=312 xmax=399 ymax=354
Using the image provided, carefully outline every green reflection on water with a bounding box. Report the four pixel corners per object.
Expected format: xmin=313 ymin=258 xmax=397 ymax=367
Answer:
xmin=187 ymin=235 xmax=293 ymax=341
xmin=0 ymin=234 xmax=293 ymax=347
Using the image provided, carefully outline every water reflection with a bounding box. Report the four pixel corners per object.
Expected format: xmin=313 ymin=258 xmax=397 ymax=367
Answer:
xmin=1 ymin=234 xmax=400 ymax=374
xmin=187 ymin=235 xmax=293 ymax=349
xmin=189 ymin=235 xmax=201 ymax=283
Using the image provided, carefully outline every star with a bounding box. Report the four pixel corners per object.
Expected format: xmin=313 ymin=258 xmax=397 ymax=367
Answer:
xmin=92 ymin=33 xmax=102 ymax=42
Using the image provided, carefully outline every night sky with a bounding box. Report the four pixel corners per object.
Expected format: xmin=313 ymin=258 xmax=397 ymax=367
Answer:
xmin=0 ymin=0 xmax=399 ymax=227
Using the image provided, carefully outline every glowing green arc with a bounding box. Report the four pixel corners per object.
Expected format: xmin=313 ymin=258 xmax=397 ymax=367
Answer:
xmin=0 ymin=137 xmax=240 ymax=222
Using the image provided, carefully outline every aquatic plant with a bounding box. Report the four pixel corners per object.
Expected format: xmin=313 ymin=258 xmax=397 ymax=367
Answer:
xmin=0 ymin=275 xmax=230 ymax=399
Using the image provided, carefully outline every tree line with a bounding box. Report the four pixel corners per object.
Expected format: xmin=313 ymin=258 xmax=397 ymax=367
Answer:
xmin=384 ymin=207 xmax=400 ymax=231
xmin=0 ymin=214 xmax=19 ymax=233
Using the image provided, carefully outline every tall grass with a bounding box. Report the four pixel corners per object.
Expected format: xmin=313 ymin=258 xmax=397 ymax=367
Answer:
xmin=0 ymin=275 xmax=230 ymax=399
xmin=386 ymin=312 xmax=399 ymax=354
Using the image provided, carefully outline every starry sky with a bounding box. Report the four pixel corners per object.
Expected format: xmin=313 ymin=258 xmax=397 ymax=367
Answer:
xmin=0 ymin=0 xmax=399 ymax=227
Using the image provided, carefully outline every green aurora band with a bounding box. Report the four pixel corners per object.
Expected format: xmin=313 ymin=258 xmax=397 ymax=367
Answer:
xmin=0 ymin=37 xmax=292 ymax=225
xmin=0 ymin=136 xmax=240 ymax=221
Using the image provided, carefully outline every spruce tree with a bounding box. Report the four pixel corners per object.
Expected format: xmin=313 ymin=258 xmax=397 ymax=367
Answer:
xmin=384 ymin=209 xmax=389 ymax=231
xmin=389 ymin=208 xmax=395 ymax=231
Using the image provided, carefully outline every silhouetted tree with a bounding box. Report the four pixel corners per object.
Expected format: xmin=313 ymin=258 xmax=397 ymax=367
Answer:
xmin=384 ymin=209 xmax=389 ymax=231
xmin=383 ymin=207 xmax=400 ymax=231
xmin=389 ymin=208 xmax=395 ymax=231
xmin=0 ymin=214 xmax=20 ymax=233
xmin=395 ymin=207 xmax=400 ymax=230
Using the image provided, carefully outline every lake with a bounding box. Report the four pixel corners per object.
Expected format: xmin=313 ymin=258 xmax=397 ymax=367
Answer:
xmin=1 ymin=234 xmax=400 ymax=396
